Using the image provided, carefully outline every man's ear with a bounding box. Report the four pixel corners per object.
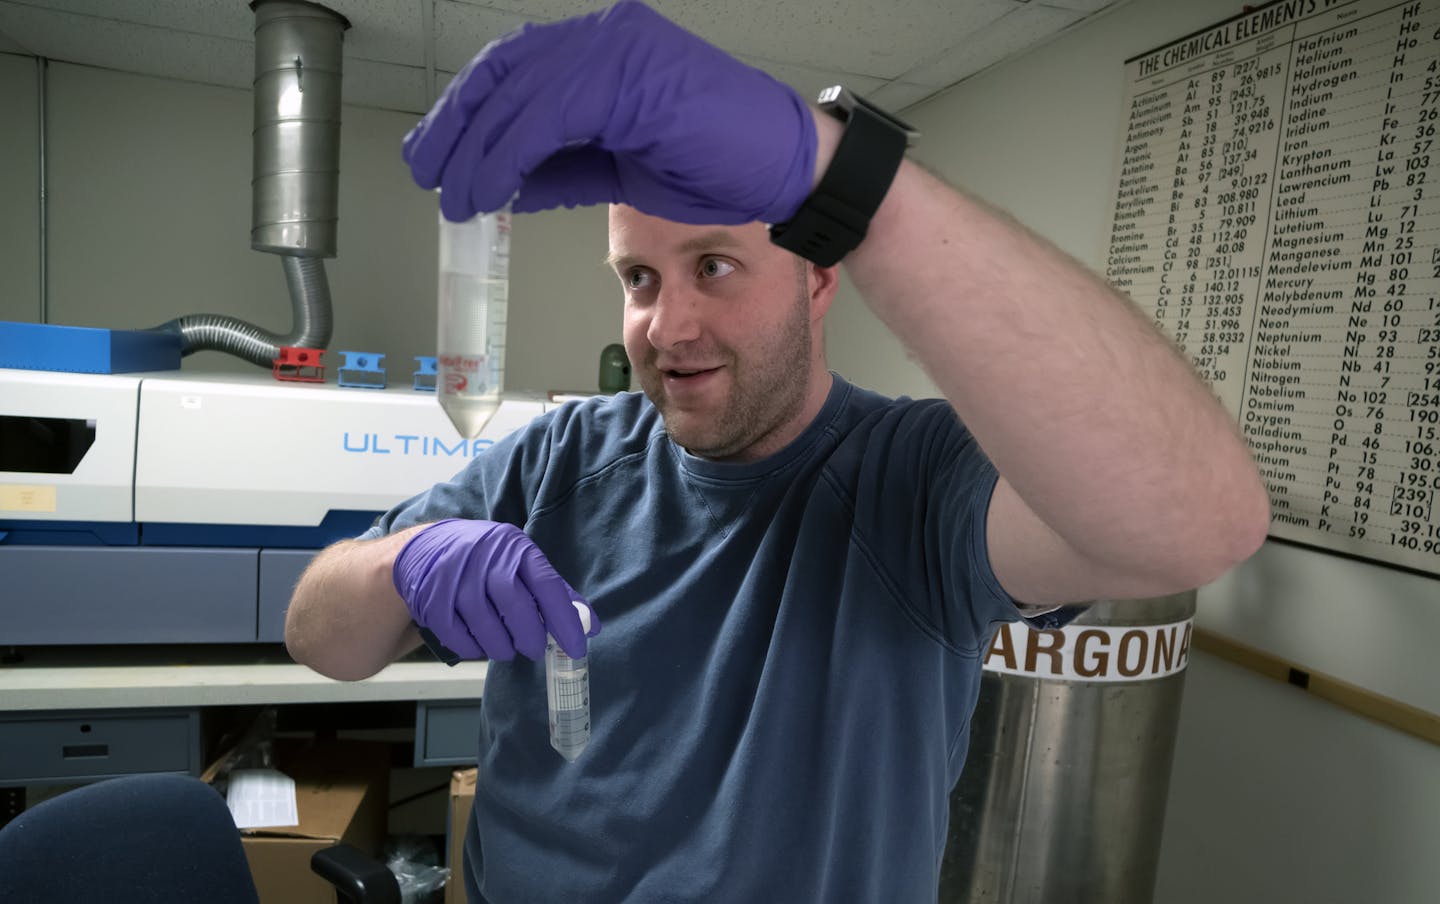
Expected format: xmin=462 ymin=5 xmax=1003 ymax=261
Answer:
xmin=807 ymin=262 xmax=840 ymax=323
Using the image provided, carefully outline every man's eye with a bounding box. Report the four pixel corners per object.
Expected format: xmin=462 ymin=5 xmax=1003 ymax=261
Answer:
xmin=626 ymin=268 xmax=653 ymax=289
xmin=699 ymin=258 xmax=735 ymax=279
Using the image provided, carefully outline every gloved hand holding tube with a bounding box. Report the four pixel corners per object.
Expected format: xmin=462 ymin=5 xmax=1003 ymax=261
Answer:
xmin=392 ymin=519 xmax=599 ymax=662
xmin=402 ymin=0 xmax=818 ymax=226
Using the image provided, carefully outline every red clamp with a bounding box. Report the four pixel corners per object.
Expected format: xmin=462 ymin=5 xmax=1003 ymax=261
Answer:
xmin=273 ymin=346 xmax=326 ymax=383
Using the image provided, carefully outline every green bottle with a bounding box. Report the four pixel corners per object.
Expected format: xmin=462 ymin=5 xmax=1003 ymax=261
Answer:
xmin=598 ymin=343 xmax=631 ymax=394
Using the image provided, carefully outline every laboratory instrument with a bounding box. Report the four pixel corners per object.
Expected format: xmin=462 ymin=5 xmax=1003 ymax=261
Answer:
xmin=546 ymin=601 xmax=593 ymax=762
xmin=0 ymin=366 xmax=547 ymax=645
xmin=437 ymin=206 xmax=510 ymax=439
xmin=0 ymin=1 xmax=537 ymax=649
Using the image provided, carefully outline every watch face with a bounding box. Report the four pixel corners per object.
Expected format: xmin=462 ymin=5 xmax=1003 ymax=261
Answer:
xmin=818 ymin=85 xmax=919 ymax=143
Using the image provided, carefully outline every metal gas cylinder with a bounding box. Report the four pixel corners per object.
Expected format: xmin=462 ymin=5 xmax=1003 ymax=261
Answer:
xmin=941 ymin=592 xmax=1196 ymax=903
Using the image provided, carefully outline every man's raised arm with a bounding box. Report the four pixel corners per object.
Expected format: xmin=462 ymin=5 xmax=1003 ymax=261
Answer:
xmin=829 ymin=119 xmax=1270 ymax=604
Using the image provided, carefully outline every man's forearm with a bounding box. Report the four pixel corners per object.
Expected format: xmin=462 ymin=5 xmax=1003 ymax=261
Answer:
xmin=834 ymin=118 xmax=1268 ymax=597
xmin=285 ymin=527 xmax=425 ymax=681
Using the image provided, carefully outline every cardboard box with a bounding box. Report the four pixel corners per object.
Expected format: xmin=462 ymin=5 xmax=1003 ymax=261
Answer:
xmin=445 ymin=767 xmax=477 ymax=904
xmin=217 ymin=739 xmax=392 ymax=904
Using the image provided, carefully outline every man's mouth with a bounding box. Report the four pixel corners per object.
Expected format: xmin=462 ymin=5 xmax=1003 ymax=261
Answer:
xmin=662 ymin=365 xmax=721 ymax=379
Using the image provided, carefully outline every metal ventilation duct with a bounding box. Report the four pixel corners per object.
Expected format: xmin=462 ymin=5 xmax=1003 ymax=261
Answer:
xmin=152 ymin=0 xmax=349 ymax=366
xmin=250 ymin=0 xmax=348 ymax=257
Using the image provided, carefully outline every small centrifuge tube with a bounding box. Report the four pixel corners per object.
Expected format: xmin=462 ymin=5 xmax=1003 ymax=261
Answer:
xmin=546 ymin=601 xmax=592 ymax=762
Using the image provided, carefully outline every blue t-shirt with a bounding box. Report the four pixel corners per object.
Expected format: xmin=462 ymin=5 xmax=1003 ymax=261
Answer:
xmin=365 ymin=374 xmax=1051 ymax=903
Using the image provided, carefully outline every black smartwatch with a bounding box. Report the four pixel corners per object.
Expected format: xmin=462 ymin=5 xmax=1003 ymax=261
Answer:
xmin=770 ymin=86 xmax=919 ymax=267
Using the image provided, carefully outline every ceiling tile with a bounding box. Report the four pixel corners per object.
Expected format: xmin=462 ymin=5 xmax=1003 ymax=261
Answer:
xmin=342 ymin=55 xmax=428 ymax=112
xmin=11 ymin=0 xmax=255 ymax=41
xmin=0 ymin=0 xmax=1114 ymax=115
xmin=0 ymin=2 xmax=251 ymax=87
xmin=898 ymin=4 xmax=1083 ymax=88
xmin=6 ymin=0 xmax=424 ymax=67
xmin=0 ymin=26 xmax=29 ymax=52
xmin=737 ymin=56 xmax=884 ymax=105
xmin=673 ymin=0 xmax=1018 ymax=81
xmin=865 ymin=81 xmax=936 ymax=113
xmin=324 ymin=0 xmax=426 ymax=67
xmin=447 ymin=0 xmax=594 ymax=21
xmin=467 ymin=0 xmax=1017 ymax=80
xmin=433 ymin=0 xmax=538 ymax=71
xmin=1034 ymin=0 xmax=1117 ymax=12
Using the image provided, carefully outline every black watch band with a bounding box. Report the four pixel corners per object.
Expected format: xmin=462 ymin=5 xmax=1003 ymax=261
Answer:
xmin=770 ymin=86 xmax=918 ymax=267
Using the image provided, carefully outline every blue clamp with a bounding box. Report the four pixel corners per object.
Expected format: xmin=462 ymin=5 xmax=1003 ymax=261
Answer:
xmin=413 ymin=356 xmax=438 ymax=392
xmin=336 ymin=351 xmax=387 ymax=389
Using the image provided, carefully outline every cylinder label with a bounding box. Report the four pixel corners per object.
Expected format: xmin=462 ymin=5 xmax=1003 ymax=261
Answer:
xmin=982 ymin=618 xmax=1194 ymax=682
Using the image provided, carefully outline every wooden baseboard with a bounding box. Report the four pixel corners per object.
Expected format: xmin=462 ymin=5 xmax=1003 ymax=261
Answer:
xmin=1192 ymin=628 xmax=1440 ymax=748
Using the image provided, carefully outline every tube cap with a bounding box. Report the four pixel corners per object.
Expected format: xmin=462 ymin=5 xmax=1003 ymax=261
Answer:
xmin=572 ymin=600 xmax=593 ymax=635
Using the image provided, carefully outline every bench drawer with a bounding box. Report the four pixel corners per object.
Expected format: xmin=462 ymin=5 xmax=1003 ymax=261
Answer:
xmin=0 ymin=709 xmax=202 ymax=787
xmin=414 ymin=701 xmax=480 ymax=767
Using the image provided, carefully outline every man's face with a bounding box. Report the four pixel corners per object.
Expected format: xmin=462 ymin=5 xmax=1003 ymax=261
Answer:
xmin=607 ymin=206 xmax=824 ymax=461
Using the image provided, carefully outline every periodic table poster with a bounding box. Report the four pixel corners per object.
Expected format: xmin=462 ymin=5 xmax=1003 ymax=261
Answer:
xmin=1102 ymin=0 xmax=1440 ymax=575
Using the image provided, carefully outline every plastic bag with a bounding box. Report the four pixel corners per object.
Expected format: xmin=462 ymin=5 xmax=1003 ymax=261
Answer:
xmin=384 ymin=834 xmax=450 ymax=904
xmin=206 ymin=707 xmax=278 ymax=795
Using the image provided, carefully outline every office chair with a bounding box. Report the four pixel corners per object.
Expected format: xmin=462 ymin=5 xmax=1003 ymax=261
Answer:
xmin=0 ymin=773 xmax=400 ymax=904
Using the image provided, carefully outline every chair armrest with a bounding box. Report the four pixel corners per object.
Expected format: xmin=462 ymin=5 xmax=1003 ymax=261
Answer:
xmin=309 ymin=842 xmax=401 ymax=904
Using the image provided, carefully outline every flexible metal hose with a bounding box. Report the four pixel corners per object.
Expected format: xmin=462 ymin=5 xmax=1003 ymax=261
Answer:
xmin=151 ymin=255 xmax=333 ymax=366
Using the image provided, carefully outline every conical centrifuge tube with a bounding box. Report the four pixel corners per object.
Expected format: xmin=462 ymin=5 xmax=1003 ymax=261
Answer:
xmin=436 ymin=204 xmax=509 ymax=439
xmin=546 ymin=601 xmax=593 ymax=762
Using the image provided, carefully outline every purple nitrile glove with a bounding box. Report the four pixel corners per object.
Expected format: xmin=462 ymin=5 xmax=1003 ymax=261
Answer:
xmin=392 ymin=519 xmax=599 ymax=661
xmin=402 ymin=0 xmax=817 ymax=226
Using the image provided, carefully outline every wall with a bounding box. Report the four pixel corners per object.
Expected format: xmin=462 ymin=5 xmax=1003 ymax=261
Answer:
xmin=1163 ymin=652 xmax=1440 ymax=904
xmin=0 ymin=56 xmax=621 ymax=392
xmin=0 ymin=53 xmax=38 ymax=325
xmin=820 ymin=0 xmax=1440 ymax=900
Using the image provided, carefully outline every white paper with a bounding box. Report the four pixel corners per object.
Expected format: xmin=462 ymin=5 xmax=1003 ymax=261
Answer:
xmin=226 ymin=768 xmax=299 ymax=829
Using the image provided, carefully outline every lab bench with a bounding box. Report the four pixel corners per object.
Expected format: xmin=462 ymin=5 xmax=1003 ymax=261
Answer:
xmin=0 ymin=646 xmax=486 ymax=787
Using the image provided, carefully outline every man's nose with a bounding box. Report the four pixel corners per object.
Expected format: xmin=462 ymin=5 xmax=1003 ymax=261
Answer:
xmin=647 ymin=283 xmax=703 ymax=349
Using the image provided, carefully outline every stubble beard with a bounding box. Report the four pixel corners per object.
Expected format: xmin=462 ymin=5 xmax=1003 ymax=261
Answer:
xmin=649 ymin=281 xmax=814 ymax=461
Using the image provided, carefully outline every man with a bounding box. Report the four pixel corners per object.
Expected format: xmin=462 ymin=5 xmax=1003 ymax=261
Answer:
xmin=286 ymin=3 xmax=1270 ymax=901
